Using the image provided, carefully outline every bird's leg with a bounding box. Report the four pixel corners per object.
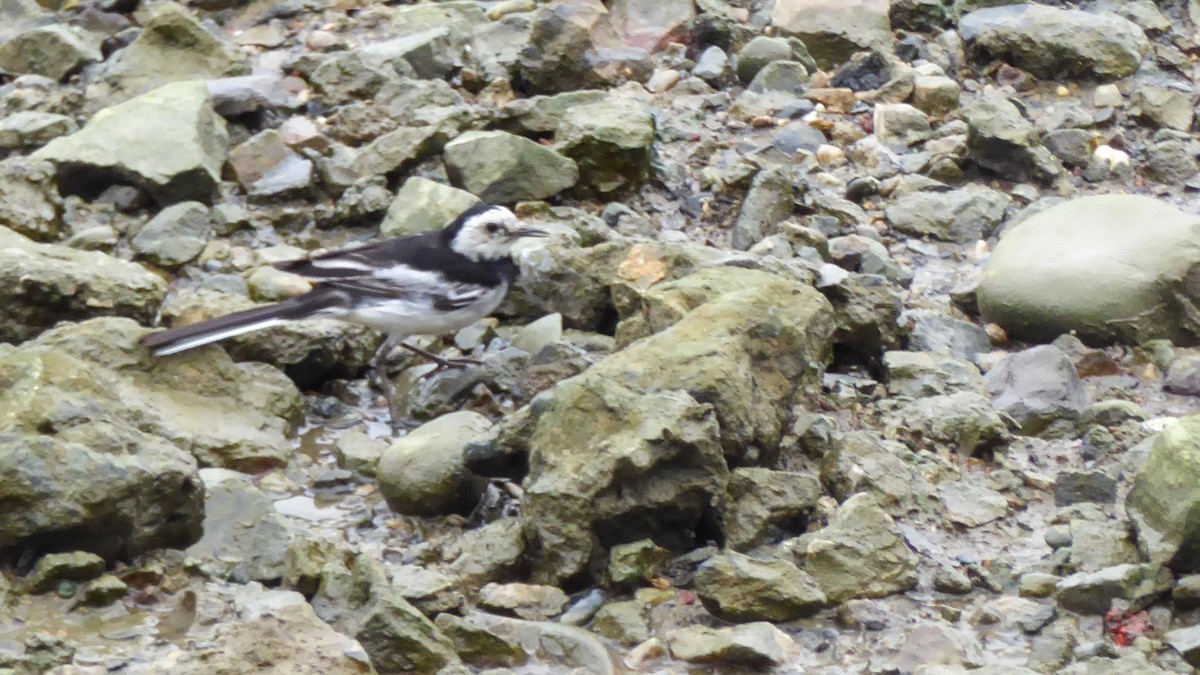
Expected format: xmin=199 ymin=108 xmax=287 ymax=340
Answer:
xmin=398 ymin=341 xmax=483 ymax=379
xmin=369 ymin=334 xmax=403 ymax=429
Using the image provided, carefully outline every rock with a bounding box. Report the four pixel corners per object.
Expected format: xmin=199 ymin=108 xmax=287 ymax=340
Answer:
xmin=978 ymin=195 xmax=1200 ymax=345
xmin=693 ymin=46 xmax=730 ymax=83
xmin=1020 ymin=573 xmax=1061 ymax=599
xmin=985 ymin=346 xmax=1089 ymax=436
xmin=789 ymin=493 xmax=918 ymax=602
xmin=821 ymin=430 xmax=936 ymax=515
xmin=1133 ymin=83 xmax=1194 ymax=132
xmin=0 ymin=156 xmax=61 ymax=241
xmin=185 ymin=469 xmax=290 ymax=584
xmin=1065 ymin=516 xmax=1141 ymax=574
xmin=522 ymin=272 xmax=834 ymax=584
xmin=554 ymin=97 xmax=655 ymax=195
xmin=446 ymin=518 xmax=526 ymax=589
xmin=934 ymin=567 xmax=973 ymax=594
xmin=912 ymin=75 xmax=960 ymax=116
xmin=591 ymin=601 xmax=648 ymax=646
xmin=1127 ymin=417 xmax=1200 ymax=571
xmin=1166 ymin=625 xmax=1200 ymax=668
xmin=1043 ymin=128 xmax=1095 ymax=168
xmin=351 ymin=125 xmax=453 ymax=182
xmin=87 ymin=2 xmax=248 ymax=106
xmin=1055 ymin=471 xmax=1118 ymax=507
xmin=335 ymin=430 xmax=388 ymax=478
xmin=1055 ymin=564 xmax=1170 ymax=614
xmin=207 ymin=75 xmax=293 ymax=117
xmin=723 ymin=468 xmax=821 ymax=550
xmin=478 ymin=582 xmax=568 ymax=620
xmin=0 ymin=317 xmax=295 ymax=560
xmin=518 ymin=0 xmax=653 ymax=94
xmin=493 ymin=90 xmax=610 ymax=136
xmin=694 ymin=550 xmax=826 ymax=622
xmin=822 ymin=272 xmax=906 ymax=357
xmin=314 ymin=554 xmax=462 ymax=673
xmin=0 ymin=25 xmax=101 ymax=81
xmin=938 ymin=479 xmax=1007 ymax=528
xmin=731 ymin=166 xmax=794 ymax=251
xmin=227 ymin=130 xmax=315 ymax=200
xmin=444 ymin=130 xmax=578 ymax=203
xmin=163 ymin=590 xmax=374 ymax=675
xmin=770 ymin=0 xmax=892 ymax=69
xmin=964 ymin=95 xmax=1061 ymax=183
xmin=80 ymin=574 xmax=128 ymax=606
xmin=0 ymin=226 xmax=166 ymax=341
xmin=23 ymin=551 xmax=105 ymax=593
xmin=380 ymin=177 xmax=481 ymax=237
xmin=886 ymin=187 xmax=1011 ymax=243
xmin=130 ymin=201 xmax=212 ymax=268
xmin=0 ymin=111 xmax=76 ymax=151
xmin=454 ymin=611 xmax=615 ymax=672
xmin=1143 ymin=130 xmax=1200 ymax=185
xmin=1166 ymin=356 xmax=1200 ymax=396
xmin=883 ymin=351 xmax=985 ymax=398
xmin=959 ymin=4 xmax=1149 ymax=80
xmin=33 ymin=81 xmax=229 ymax=206
xmin=607 ymin=539 xmax=669 ymax=586
xmin=886 ymin=391 xmax=1009 ymax=457
xmin=874 ymin=103 xmax=931 ymax=147
xmin=735 ymin=36 xmax=793 ymax=83
xmin=377 ymin=411 xmax=493 ymax=516
xmin=434 ymin=613 xmax=527 ymax=668
xmin=891 ymin=623 xmax=985 ymax=671
xmin=903 ymin=310 xmax=991 ymax=363
xmin=747 ymin=60 xmax=808 ymax=96
xmin=666 ymin=622 xmax=794 ymax=668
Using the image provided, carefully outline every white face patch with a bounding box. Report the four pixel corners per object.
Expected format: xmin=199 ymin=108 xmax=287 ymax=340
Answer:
xmin=450 ymin=206 xmax=524 ymax=261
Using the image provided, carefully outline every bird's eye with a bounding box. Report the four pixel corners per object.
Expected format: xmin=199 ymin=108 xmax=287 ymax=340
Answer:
xmin=486 ymin=223 xmax=501 ymax=234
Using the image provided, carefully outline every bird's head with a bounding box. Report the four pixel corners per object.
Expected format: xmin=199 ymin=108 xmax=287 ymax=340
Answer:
xmin=445 ymin=204 xmax=548 ymax=262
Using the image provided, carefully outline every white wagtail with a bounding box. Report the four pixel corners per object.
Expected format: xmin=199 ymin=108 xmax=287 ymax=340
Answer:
xmin=141 ymin=204 xmax=548 ymax=423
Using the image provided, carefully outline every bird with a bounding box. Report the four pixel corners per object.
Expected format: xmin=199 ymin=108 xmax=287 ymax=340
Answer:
xmin=141 ymin=203 xmax=548 ymax=425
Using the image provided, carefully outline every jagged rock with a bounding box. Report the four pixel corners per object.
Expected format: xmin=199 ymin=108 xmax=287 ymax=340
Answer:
xmin=960 ymin=4 xmax=1150 ymax=80
xmin=444 ymin=130 xmax=578 ymax=203
xmin=0 ymin=111 xmax=76 ymax=151
xmin=0 ymin=25 xmax=101 ymax=81
xmin=23 ymin=551 xmax=105 ymax=593
xmin=0 ymin=226 xmax=165 ymax=341
xmin=883 ymin=351 xmax=986 ymax=398
xmin=770 ymin=0 xmax=891 ymax=68
xmin=0 ymin=156 xmax=61 ymax=241
xmin=1055 ymin=564 xmax=1171 ymax=614
xmin=964 ymin=95 xmax=1061 ymax=184
xmin=1127 ymin=417 xmax=1200 ymax=571
xmin=821 ymin=430 xmax=939 ymax=515
xmin=0 ymin=318 xmax=299 ymax=560
xmin=477 ymin=582 xmax=568 ymax=620
xmin=518 ymin=0 xmax=653 ymax=94
xmin=591 ymin=601 xmax=649 ymax=646
xmin=33 ymin=81 xmax=229 ymax=206
xmin=694 ymin=550 xmax=827 ymax=622
xmin=979 ymin=195 xmax=1200 ymax=345
xmin=607 ymin=539 xmax=670 ymax=586
xmin=554 ymin=97 xmax=655 ymax=195
xmin=732 ymin=166 xmax=794 ymax=251
xmin=380 ymin=177 xmax=481 ymax=237
xmin=86 ymin=3 xmax=248 ymax=106
xmin=667 ymin=623 xmax=795 ymax=668
xmin=886 ymin=187 xmax=1010 ymax=243
xmin=130 ymin=202 xmax=212 ymax=268
xmin=985 ymin=346 xmax=1090 ymax=436
xmin=185 ymin=469 xmax=291 ymax=584
xmin=886 ymin=391 xmax=1009 ymax=457
xmin=522 ymin=273 xmax=833 ymax=584
xmin=434 ymin=613 xmax=527 ymax=668
xmin=787 ymin=493 xmax=918 ymax=602
xmin=723 ymin=468 xmax=821 ymax=550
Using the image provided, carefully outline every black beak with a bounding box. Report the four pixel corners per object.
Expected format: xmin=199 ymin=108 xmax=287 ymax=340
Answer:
xmin=512 ymin=226 xmax=549 ymax=238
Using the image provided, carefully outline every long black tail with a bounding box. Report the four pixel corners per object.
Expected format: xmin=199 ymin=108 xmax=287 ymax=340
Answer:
xmin=141 ymin=289 xmax=345 ymax=357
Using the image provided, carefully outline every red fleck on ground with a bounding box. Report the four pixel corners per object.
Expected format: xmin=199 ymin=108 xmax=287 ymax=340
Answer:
xmin=1105 ymin=608 xmax=1152 ymax=647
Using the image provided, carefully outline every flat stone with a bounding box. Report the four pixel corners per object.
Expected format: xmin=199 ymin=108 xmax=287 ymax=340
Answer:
xmin=444 ymin=130 xmax=578 ymax=203
xmin=938 ymin=480 xmax=1007 ymax=528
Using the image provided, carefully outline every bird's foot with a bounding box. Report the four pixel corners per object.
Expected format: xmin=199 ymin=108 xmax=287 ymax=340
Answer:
xmin=418 ymin=355 xmax=484 ymax=380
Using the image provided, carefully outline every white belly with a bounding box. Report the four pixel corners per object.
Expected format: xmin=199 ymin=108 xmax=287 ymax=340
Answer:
xmin=337 ymin=283 xmax=509 ymax=337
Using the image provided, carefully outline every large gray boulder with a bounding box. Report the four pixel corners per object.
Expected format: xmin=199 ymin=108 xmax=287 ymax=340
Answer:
xmin=1127 ymin=417 xmax=1200 ymax=572
xmin=521 ymin=272 xmax=834 ymax=584
xmin=978 ymin=195 xmax=1200 ymax=346
xmin=0 ymin=318 xmax=301 ymax=561
xmin=33 ymin=81 xmax=230 ymax=206
xmin=960 ymin=4 xmax=1150 ymax=81
xmin=0 ymin=226 xmax=166 ymax=343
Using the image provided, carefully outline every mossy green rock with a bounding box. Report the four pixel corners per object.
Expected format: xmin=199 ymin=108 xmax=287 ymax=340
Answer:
xmin=1127 ymin=417 xmax=1200 ymax=571
xmin=979 ymin=195 xmax=1200 ymax=346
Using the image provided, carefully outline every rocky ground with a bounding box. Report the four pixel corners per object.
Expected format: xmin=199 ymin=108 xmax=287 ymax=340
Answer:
xmin=5 ymin=0 xmax=1200 ymax=673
